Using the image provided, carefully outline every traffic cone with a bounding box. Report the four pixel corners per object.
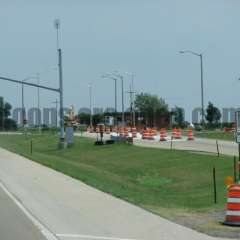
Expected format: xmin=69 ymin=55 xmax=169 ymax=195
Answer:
xmin=224 ymin=184 xmax=240 ymax=226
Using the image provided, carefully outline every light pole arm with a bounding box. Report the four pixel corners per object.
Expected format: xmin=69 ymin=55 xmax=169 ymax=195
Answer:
xmin=0 ymin=76 xmax=60 ymax=93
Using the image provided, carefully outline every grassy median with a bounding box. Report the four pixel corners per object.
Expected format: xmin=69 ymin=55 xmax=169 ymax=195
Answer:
xmin=0 ymin=133 xmax=237 ymax=237
xmin=194 ymin=131 xmax=235 ymax=141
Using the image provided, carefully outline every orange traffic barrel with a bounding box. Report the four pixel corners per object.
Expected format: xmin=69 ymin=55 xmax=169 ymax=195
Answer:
xmin=172 ymin=128 xmax=177 ymax=139
xmin=160 ymin=128 xmax=167 ymax=141
xmin=132 ymin=127 xmax=137 ymax=138
xmin=224 ymin=184 xmax=240 ymax=226
xmin=124 ymin=128 xmax=129 ymax=137
xmin=188 ymin=129 xmax=194 ymax=140
xmin=175 ymin=128 xmax=182 ymax=139
xmin=142 ymin=130 xmax=150 ymax=140
xmin=119 ymin=127 xmax=124 ymax=137
xmin=150 ymin=128 xmax=157 ymax=136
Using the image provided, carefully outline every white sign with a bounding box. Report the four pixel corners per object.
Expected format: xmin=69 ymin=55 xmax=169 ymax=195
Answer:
xmin=66 ymin=127 xmax=74 ymax=145
xmin=236 ymin=111 xmax=240 ymax=143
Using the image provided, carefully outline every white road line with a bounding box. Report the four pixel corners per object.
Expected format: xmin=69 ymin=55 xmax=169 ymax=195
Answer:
xmin=56 ymin=234 xmax=140 ymax=240
xmin=0 ymin=181 xmax=59 ymax=240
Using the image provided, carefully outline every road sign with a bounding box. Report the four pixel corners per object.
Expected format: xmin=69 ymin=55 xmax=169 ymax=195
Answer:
xmin=236 ymin=111 xmax=240 ymax=143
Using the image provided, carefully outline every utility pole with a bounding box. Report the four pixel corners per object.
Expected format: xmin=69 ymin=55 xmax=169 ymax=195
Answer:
xmin=130 ymin=73 xmax=135 ymax=127
xmin=200 ymin=54 xmax=205 ymax=125
xmin=1 ymin=98 xmax=4 ymax=131
xmin=55 ymin=19 xmax=65 ymax=147
xmin=114 ymin=78 xmax=117 ymax=122
xmin=21 ymin=82 xmax=25 ymax=127
xmin=126 ymin=84 xmax=136 ymax=128
xmin=120 ymin=75 xmax=125 ymax=126
xmin=58 ymin=48 xmax=64 ymax=145
xmin=89 ymin=84 xmax=93 ymax=128
xmin=112 ymin=72 xmax=125 ymax=126
xmin=37 ymin=73 xmax=41 ymax=134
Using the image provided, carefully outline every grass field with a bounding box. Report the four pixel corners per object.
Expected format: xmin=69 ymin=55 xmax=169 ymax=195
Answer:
xmin=194 ymin=131 xmax=235 ymax=142
xmin=0 ymin=133 xmax=238 ymax=237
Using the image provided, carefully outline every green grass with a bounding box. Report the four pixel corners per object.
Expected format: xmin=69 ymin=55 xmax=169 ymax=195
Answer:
xmin=194 ymin=131 xmax=235 ymax=141
xmin=0 ymin=133 xmax=236 ymax=236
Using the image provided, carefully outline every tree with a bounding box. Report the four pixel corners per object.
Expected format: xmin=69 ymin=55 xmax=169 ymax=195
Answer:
xmin=206 ymin=102 xmax=221 ymax=126
xmin=134 ymin=93 xmax=168 ymax=127
xmin=0 ymin=97 xmax=16 ymax=130
xmin=172 ymin=106 xmax=185 ymax=127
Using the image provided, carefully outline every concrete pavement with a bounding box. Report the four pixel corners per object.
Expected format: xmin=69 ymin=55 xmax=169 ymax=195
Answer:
xmin=0 ymin=184 xmax=47 ymax=240
xmin=78 ymin=132 xmax=238 ymax=156
xmin=134 ymin=138 xmax=239 ymax=156
xmin=0 ymin=147 xmax=234 ymax=240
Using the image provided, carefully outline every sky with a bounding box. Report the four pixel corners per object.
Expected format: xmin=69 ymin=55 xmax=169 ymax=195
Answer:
xmin=1 ymin=0 xmax=240 ymax=121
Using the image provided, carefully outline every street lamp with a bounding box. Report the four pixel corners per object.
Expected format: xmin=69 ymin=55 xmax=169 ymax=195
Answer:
xmin=88 ymin=84 xmax=93 ymax=128
xmin=22 ymin=67 xmax=57 ymax=132
xmin=101 ymin=74 xmax=118 ymax=124
xmin=125 ymin=72 xmax=136 ymax=127
xmin=179 ymin=50 xmax=205 ymax=125
xmin=1 ymin=98 xmax=4 ymax=131
xmin=111 ymin=71 xmax=125 ymax=126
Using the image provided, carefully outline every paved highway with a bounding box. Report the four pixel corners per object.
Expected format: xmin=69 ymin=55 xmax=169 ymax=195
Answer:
xmin=0 ymin=147 xmax=232 ymax=240
xmin=0 ymin=184 xmax=46 ymax=240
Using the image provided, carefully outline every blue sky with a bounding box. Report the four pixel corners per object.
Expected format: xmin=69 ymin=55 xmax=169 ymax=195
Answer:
xmin=1 ymin=0 xmax=240 ymax=121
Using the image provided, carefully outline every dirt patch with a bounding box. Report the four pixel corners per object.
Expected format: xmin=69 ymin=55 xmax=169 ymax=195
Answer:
xmin=143 ymin=206 xmax=240 ymax=239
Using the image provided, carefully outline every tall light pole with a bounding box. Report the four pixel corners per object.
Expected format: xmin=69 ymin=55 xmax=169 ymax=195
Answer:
xmin=21 ymin=81 xmax=25 ymax=127
xmin=1 ymin=98 xmax=4 ymax=131
xmin=180 ymin=50 xmax=205 ymax=125
xmin=54 ymin=19 xmax=65 ymax=146
xmin=101 ymin=74 xmax=118 ymax=124
xmin=88 ymin=84 xmax=93 ymax=128
xmin=37 ymin=73 xmax=41 ymax=133
xmin=121 ymin=76 xmax=124 ymax=126
xmin=22 ymin=67 xmax=57 ymax=130
xmin=111 ymin=72 xmax=125 ymax=126
xmin=125 ymin=72 xmax=136 ymax=127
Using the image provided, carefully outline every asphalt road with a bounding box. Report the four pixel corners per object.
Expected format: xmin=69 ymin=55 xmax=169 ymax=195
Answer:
xmin=0 ymin=185 xmax=46 ymax=240
xmin=0 ymin=147 xmax=232 ymax=240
